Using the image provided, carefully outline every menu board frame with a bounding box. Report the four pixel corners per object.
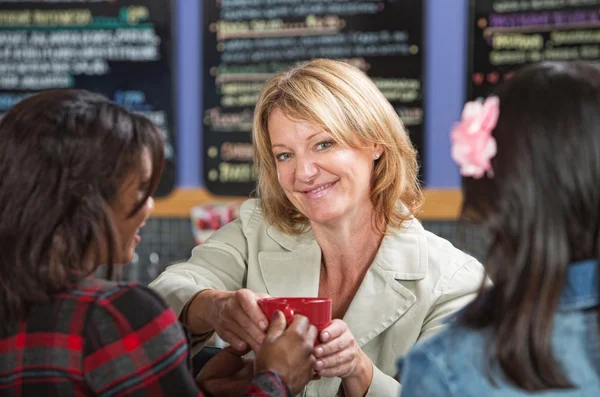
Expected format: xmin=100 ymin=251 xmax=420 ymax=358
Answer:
xmin=202 ymin=0 xmax=426 ymax=196
xmin=0 ymin=0 xmax=178 ymax=198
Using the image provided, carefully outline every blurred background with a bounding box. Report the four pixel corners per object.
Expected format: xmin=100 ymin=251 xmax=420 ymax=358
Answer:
xmin=1 ymin=0 xmax=580 ymax=282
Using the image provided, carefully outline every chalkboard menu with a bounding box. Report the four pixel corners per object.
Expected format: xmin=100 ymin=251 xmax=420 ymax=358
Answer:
xmin=469 ymin=0 xmax=600 ymax=99
xmin=0 ymin=0 xmax=176 ymax=197
xmin=203 ymin=0 xmax=425 ymax=196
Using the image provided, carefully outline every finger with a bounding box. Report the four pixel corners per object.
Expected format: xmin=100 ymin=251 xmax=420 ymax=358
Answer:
xmin=306 ymin=325 xmax=318 ymax=347
xmin=225 ymin=305 xmax=267 ymax=347
xmin=314 ymin=349 xmax=354 ymax=371
xmin=236 ymin=322 xmax=265 ymax=350
xmin=314 ymin=332 xmax=353 ymax=358
xmin=218 ymin=330 xmax=248 ymax=352
xmin=236 ymin=289 xmax=270 ymax=331
xmin=265 ymin=311 xmax=286 ymax=342
xmin=319 ymin=319 xmax=347 ymax=343
xmin=287 ymin=314 xmax=310 ymax=336
xmin=230 ymin=315 xmax=264 ymax=351
xmin=225 ymin=328 xmax=262 ymax=355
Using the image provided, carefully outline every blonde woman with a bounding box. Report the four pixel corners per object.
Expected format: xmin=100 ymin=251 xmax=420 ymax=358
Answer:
xmin=150 ymin=59 xmax=485 ymax=396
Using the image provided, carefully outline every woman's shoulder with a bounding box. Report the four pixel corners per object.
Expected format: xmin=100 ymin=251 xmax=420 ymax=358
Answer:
xmin=420 ymin=229 xmax=487 ymax=304
xmin=391 ymin=218 xmax=477 ymax=264
xmin=414 ymin=221 xmax=485 ymax=283
xmin=389 ymin=219 xmax=484 ymax=279
xmin=198 ymin=199 xmax=269 ymax=247
xmin=221 ymin=198 xmax=280 ymax=240
xmin=66 ymin=277 xmax=176 ymax=328
xmin=421 ymin=227 xmax=479 ymax=269
xmin=77 ymin=277 xmax=172 ymax=315
xmin=57 ymin=277 xmax=134 ymax=307
xmin=238 ymin=198 xmax=267 ymax=229
xmin=49 ymin=277 xmax=182 ymax=352
xmin=72 ymin=277 xmax=162 ymax=302
xmin=72 ymin=276 xmax=130 ymax=293
xmin=80 ymin=278 xmax=186 ymax=359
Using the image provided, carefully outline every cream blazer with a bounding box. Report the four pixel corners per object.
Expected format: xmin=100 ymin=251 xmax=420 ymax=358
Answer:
xmin=149 ymin=199 xmax=486 ymax=397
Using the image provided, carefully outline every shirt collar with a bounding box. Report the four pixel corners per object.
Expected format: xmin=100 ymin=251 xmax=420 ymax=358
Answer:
xmin=559 ymin=259 xmax=598 ymax=311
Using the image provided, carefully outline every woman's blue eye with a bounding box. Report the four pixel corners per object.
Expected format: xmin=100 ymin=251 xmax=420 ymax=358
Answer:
xmin=275 ymin=153 xmax=292 ymax=161
xmin=316 ymin=141 xmax=334 ymax=150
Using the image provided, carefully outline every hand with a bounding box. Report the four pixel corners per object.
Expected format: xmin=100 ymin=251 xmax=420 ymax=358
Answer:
xmin=192 ymin=289 xmax=270 ymax=353
xmin=256 ymin=311 xmax=318 ymax=395
xmin=196 ymin=346 xmax=254 ymax=397
xmin=313 ymin=319 xmax=372 ymax=381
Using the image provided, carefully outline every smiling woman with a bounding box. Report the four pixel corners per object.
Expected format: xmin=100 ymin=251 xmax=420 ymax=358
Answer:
xmin=267 ymin=108 xmax=372 ymax=223
xmin=149 ymin=59 xmax=486 ymax=397
xmin=253 ymin=59 xmax=422 ymax=236
xmin=266 ymin=108 xmax=381 ymax=227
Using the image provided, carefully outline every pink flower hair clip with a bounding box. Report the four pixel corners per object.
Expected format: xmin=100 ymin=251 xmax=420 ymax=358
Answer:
xmin=450 ymin=96 xmax=499 ymax=179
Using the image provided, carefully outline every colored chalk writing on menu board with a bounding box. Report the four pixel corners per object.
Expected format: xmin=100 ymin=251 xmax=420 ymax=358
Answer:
xmin=0 ymin=0 xmax=176 ymax=198
xmin=203 ymin=0 xmax=425 ymax=196
xmin=470 ymin=0 xmax=600 ymax=99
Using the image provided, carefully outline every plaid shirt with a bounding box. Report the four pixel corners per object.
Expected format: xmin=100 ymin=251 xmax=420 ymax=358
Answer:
xmin=0 ymin=277 xmax=290 ymax=397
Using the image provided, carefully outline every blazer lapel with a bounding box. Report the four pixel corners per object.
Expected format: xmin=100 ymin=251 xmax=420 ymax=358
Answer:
xmin=343 ymin=264 xmax=416 ymax=347
xmin=258 ymin=217 xmax=428 ymax=347
xmin=258 ymin=226 xmax=321 ymax=297
xmin=344 ymin=218 xmax=429 ymax=347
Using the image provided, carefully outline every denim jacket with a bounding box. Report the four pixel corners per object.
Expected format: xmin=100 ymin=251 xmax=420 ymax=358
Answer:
xmin=398 ymin=260 xmax=600 ymax=396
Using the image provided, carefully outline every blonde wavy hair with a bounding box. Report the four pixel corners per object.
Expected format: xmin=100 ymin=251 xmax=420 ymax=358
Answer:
xmin=253 ymin=59 xmax=423 ymax=235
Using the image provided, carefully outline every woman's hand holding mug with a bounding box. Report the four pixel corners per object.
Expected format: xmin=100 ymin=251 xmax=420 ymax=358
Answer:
xmin=313 ymin=319 xmax=373 ymax=395
xmin=214 ymin=289 xmax=272 ymax=352
xmin=188 ymin=288 xmax=270 ymax=353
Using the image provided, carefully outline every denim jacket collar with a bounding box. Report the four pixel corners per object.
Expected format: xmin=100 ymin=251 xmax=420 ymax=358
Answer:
xmin=559 ymin=259 xmax=598 ymax=311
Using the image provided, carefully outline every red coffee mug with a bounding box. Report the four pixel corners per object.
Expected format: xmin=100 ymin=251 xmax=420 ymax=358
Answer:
xmin=258 ymin=297 xmax=332 ymax=343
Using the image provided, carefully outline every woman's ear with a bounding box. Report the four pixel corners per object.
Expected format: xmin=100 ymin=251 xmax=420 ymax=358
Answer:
xmin=373 ymin=144 xmax=383 ymax=160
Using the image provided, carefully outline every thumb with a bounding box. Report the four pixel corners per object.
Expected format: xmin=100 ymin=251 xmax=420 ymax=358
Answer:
xmin=265 ymin=311 xmax=286 ymax=342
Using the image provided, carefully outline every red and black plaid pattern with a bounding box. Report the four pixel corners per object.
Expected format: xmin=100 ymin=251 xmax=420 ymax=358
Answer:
xmin=0 ymin=277 xmax=290 ymax=397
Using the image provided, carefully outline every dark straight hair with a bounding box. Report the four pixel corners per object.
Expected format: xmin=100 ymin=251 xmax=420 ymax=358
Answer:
xmin=0 ymin=89 xmax=164 ymax=336
xmin=459 ymin=61 xmax=600 ymax=391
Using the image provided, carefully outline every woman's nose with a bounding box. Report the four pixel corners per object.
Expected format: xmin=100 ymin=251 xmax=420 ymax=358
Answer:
xmin=295 ymin=156 xmax=319 ymax=183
